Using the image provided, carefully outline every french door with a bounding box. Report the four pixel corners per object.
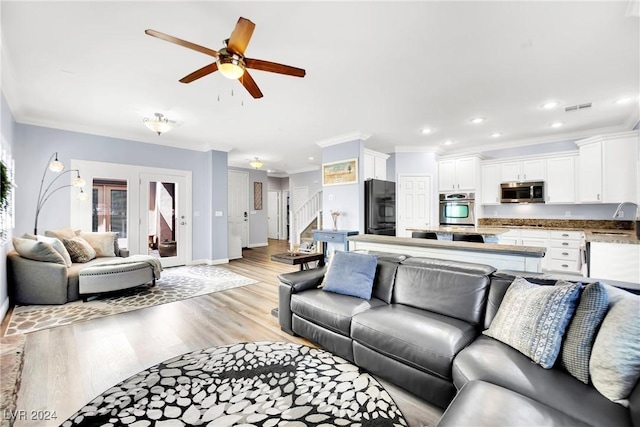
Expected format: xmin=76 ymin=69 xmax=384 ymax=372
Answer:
xmin=139 ymin=173 xmax=188 ymax=267
xmin=228 ymin=170 xmax=249 ymax=247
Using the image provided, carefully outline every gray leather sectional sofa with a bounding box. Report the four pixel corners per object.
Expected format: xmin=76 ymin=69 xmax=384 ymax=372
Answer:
xmin=278 ymin=253 xmax=640 ymax=427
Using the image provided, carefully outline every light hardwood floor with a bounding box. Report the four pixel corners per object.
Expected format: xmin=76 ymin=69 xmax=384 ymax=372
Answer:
xmin=5 ymin=240 xmax=442 ymax=427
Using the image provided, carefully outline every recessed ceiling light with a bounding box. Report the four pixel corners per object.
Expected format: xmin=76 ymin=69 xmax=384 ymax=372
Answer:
xmin=541 ymin=101 xmax=559 ymax=109
xmin=491 ymin=132 xmax=502 ymax=138
xmin=550 ymin=122 xmax=564 ymax=128
xmin=470 ymin=117 xmax=485 ymax=124
xmin=443 ymin=140 xmax=454 ymax=145
xmin=308 ymin=157 xmax=314 ymax=161
xmin=615 ymin=97 xmax=632 ymax=105
xmin=421 ymin=128 xmax=433 ymax=134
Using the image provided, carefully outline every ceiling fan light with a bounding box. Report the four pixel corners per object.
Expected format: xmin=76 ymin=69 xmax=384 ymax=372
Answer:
xmin=217 ymin=55 xmax=245 ymax=79
xmin=144 ymin=113 xmax=174 ymax=135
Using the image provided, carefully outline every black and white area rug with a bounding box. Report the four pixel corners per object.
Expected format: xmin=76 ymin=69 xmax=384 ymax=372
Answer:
xmin=62 ymin=341 xmax=408 ymax=427
xmin=4 ymin=265 xmax=257 ymax=336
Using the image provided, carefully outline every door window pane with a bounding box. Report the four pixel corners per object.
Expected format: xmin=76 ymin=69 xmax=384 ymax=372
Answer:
xmin=148 ymin=181 xmax=177 ymax=258
xmin=92 ymin=179 xmax=128 ymax=248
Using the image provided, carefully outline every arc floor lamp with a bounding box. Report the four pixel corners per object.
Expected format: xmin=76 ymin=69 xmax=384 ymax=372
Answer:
xmin=34 ymin=152 xmax=87 ymax=235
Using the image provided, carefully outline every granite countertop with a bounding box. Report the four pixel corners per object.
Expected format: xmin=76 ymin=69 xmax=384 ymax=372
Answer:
xmin=407 ymin=226 xmax=509 ymax=235
xmin=478 ymin=218 xmax=640 ymax=245
xmin=348 ymin=234 xmax=546 ymax=257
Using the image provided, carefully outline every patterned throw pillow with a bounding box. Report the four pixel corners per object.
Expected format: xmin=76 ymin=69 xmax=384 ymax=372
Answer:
xmin=321 ymin=251 xmax=378 ymax=300
xmin=62 ymin=236 xmax=97 ymax=263
xmin=590 ymin=285 xmax=640 ymax=406
xmin=560 ymin=281 xmax=609 ymax=384
xmin=483 ymin=277 xmax=581 ymax=369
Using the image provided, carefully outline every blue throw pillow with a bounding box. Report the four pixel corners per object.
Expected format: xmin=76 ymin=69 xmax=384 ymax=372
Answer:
xmin=483 ymin=277 xmax=582 ymax=369
xmin=322 ymin=251 xmax=378 ymax=300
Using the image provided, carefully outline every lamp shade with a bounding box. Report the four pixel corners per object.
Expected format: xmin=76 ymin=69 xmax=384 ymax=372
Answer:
xmin=49 ymin=159 xmax=65 ymax=172
xmin=72 ymin=176 xmax=86 ymax=188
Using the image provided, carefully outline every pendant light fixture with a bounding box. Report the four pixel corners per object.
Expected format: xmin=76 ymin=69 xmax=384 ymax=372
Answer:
xmin=143 ymin=113 xmax=175 ymax=135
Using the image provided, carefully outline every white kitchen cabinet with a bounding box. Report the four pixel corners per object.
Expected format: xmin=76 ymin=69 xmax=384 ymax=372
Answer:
xmin=364 ymin=149 xmax=389 ymax=181
xmin=589 ymin=242 xmax=640 ymax=283
xmin=500 ymin=159 xmax=545 ymax=182
xmin=547 ymin=230 xmax=584 ymax=275
xmin=577 ymin=131 xmax=638 ymax=204
xmin=521 ymin=229 xmax=550 ymax=270
xmin=481 ymin=164 xmax=501 ymax=204
xmin=439 ymin=157 xmax=479 ymax=192
xmin=546 ymin=156 xmax=576 ymax=204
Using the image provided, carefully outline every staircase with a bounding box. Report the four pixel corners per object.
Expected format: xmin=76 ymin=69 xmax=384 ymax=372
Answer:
xmin=291 ymin=190 xmax=322 ymax=246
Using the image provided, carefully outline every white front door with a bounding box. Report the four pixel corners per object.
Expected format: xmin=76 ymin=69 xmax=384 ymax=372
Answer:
xmin=397 ymin=175 xmax=432 ymax=237
xmin=139 ymin=173 xmax=189 ymax=268
xmin=228 ymin=170 xmax=249 ymax=247
xmin=268 ymin=191 xmax=280 ymax=239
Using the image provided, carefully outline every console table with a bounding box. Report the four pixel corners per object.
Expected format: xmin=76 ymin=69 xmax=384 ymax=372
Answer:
xmin=313 ymin=229 xmax=359 ymax=260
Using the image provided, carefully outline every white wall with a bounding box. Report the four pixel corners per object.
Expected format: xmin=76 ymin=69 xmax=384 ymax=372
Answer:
xmin=1 ymin=93 xmax=16 ymax=320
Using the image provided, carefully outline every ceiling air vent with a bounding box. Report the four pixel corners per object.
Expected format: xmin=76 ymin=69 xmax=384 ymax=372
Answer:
xmin=565 ymin=102 xmax=592 ymax=112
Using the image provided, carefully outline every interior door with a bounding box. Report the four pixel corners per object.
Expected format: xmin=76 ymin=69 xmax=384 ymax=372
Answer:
xmin=267 ymin=191 xmax=280 ymax=239
xmin=139 ymin=173 xmax=188 ymax=268
xmin=397 ymin=175 xmax=432 ymax=237
xmin=228 ymin=170 xmax=249 ymax=247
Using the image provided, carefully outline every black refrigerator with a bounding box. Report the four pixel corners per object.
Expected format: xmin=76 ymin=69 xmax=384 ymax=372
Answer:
xmin=364 ymin=179 xmax=396 ymax=235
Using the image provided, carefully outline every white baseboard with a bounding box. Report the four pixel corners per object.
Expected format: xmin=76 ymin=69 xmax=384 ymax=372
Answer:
xmin=188 ymin=258 xmax=230 ymax=266
xmin=0 ymin=297 xmax=9 ymax=324
xmin=247 ymin=242 xmax=268 ymax=248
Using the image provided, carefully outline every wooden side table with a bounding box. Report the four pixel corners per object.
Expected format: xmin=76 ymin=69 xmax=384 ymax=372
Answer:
xmin=270 ymin=252 xmax=325 ymax=271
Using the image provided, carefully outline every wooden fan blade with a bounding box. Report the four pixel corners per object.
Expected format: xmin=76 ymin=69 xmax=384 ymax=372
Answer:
xmin=239 ymin=70 xmax=263 ymax=99
xmin=179 ymin=62 xmax=219 ymax=83
xmin=145 ymin=29 xmax=218 ymax=58
xmin=227 ymin=17 xmax=255 ymax=56
xmin=245 ymin=58 xmax=305 ymax=77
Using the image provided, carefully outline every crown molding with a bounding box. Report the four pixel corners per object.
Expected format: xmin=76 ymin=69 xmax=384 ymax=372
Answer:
xmin=315 ymin=131 xmax=371 ymax=148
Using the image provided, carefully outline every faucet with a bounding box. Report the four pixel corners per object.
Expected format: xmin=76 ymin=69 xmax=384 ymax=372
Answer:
xmin=612 ymin=201 xmax=639 ymax=220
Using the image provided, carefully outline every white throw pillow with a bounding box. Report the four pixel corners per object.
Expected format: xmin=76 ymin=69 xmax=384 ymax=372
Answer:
xmin=37 ymin=235 xmax=72 ymax=267
xmin=78 ymin=232 xmax=117 ymax=257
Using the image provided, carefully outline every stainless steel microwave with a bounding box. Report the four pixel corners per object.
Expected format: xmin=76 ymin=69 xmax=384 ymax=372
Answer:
xmin=501 ymin=181 xmax=545 ymax=203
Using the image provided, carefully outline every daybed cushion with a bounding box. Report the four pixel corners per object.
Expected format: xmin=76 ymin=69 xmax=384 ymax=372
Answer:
xmin=452 ymin=335 xmax=632 ymax=427
xmin=483 ymin=277 xmax=581 ymax=368
xmin=12 ymin=237 xmax=67 ymax=265
xmin=352 ymin=304 xmax=477 ymax=380
xmin=37 ymin=235 xmax=72 ymax=267
xmin=437 ymin=380 xmax=591 ymax=427
xmin=78 ymin=231 xmax=117 ymax=257
xmin=590 ymin=285 xmax=640 ymax=405
xmin=322 ymin=251 xmax=378 ymax=300
xmin=291 ymin=289 xmax=386 ymax=336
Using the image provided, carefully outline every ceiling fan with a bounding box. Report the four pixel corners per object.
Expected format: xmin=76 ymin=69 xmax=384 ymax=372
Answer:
xmin=145 ymin=17 xmax=306 ymax=99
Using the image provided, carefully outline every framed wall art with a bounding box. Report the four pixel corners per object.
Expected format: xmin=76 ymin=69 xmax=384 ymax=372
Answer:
xmin=254 ymin=181 xmax=263 ymax=210
xmin=322 ymin=158 xmax=358 ymax=186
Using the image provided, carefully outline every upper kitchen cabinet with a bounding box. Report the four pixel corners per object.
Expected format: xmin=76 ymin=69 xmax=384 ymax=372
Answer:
xmin=500 ymin=159 xmax=545 ymax=182
xmin=481 ymin=164 xmax=501 ymax=204
xmin=364 ymin=149 xmax=389 ymax=181
xmin=576 ymin=131 xmax=638 ymax=204
xmin=438 ymin=156 xmax=480 ymax=192
xmin=546 ymin=155 xmax=576 ymax=204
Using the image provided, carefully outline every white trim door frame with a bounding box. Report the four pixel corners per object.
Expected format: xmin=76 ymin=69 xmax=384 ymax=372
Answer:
xmin=70 ymin=160 xmax=192 ymax=264
xmin=228 ymin=170 xmax=250 ymax=248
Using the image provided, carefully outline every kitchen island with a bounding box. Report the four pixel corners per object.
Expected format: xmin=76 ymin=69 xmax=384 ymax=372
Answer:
xmin=348 ymin=234 xmax=545 ymax=273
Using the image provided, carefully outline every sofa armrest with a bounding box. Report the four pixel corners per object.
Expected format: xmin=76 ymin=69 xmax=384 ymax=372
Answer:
xmin=7 ymin=251 xmax=69 ymax=304
xmin=118 ymin=248 xmax=130 ymax=258
xmin=277 ymin=267 xmax=326 ymax=334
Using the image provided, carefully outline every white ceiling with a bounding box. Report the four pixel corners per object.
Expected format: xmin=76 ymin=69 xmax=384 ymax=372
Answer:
xmin=2 ymin=1 xmax=639 ymax=176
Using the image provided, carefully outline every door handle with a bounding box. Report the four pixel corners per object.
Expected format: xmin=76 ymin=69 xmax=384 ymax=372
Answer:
xmin=181 ymin=221 xmax=186 ymax=225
